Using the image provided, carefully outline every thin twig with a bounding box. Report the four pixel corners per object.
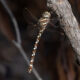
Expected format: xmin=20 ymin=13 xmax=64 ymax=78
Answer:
xmin=0 ymin=0 xmax=21 ymax=44
xmin=0 ymin=0 xmax=42 ymax=80
xmin=13 ymin=41 xmax=42 ymax=80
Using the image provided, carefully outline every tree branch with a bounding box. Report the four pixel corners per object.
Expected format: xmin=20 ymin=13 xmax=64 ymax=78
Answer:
xmin=47 ymin=0 xmax=80 ymax=61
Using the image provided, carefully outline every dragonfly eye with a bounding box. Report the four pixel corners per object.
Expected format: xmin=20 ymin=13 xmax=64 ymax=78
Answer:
xmin=42 ymin=11 xmax=51 ymax=18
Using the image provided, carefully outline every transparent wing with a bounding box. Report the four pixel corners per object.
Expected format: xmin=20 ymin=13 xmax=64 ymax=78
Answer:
xmin=23 ymin=8 xmax=63 ymax=34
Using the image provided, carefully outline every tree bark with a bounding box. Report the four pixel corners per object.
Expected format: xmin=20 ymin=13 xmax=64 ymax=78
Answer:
xmin=47 ymin=0 xmax=80 ymax=61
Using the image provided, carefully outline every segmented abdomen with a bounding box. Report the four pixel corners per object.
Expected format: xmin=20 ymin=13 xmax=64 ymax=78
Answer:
xmin=28 ymin=11 xmax=51 ymax=73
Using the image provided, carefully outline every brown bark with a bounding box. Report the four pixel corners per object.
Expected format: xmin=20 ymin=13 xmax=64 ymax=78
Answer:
xmin=47 ymin=0 xmax=80 ymax=61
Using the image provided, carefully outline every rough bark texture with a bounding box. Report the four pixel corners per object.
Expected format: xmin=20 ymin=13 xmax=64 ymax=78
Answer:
xmin=47 ymin=0 xmax=80 ymax=61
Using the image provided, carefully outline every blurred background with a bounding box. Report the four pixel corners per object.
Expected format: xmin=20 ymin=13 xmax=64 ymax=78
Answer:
xmin=0 ymin=0 xmax=80 ymax=80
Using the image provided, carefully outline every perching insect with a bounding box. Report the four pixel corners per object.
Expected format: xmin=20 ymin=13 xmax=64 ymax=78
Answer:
xmin=28 ymin=11 xmax=51 ymax=73
xmin=24 ymin=8 xmax=64 ymax=73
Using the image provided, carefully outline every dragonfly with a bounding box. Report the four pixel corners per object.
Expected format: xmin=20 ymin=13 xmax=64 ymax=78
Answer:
xmin=24 ymin=8 xmax=64 ymax=73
